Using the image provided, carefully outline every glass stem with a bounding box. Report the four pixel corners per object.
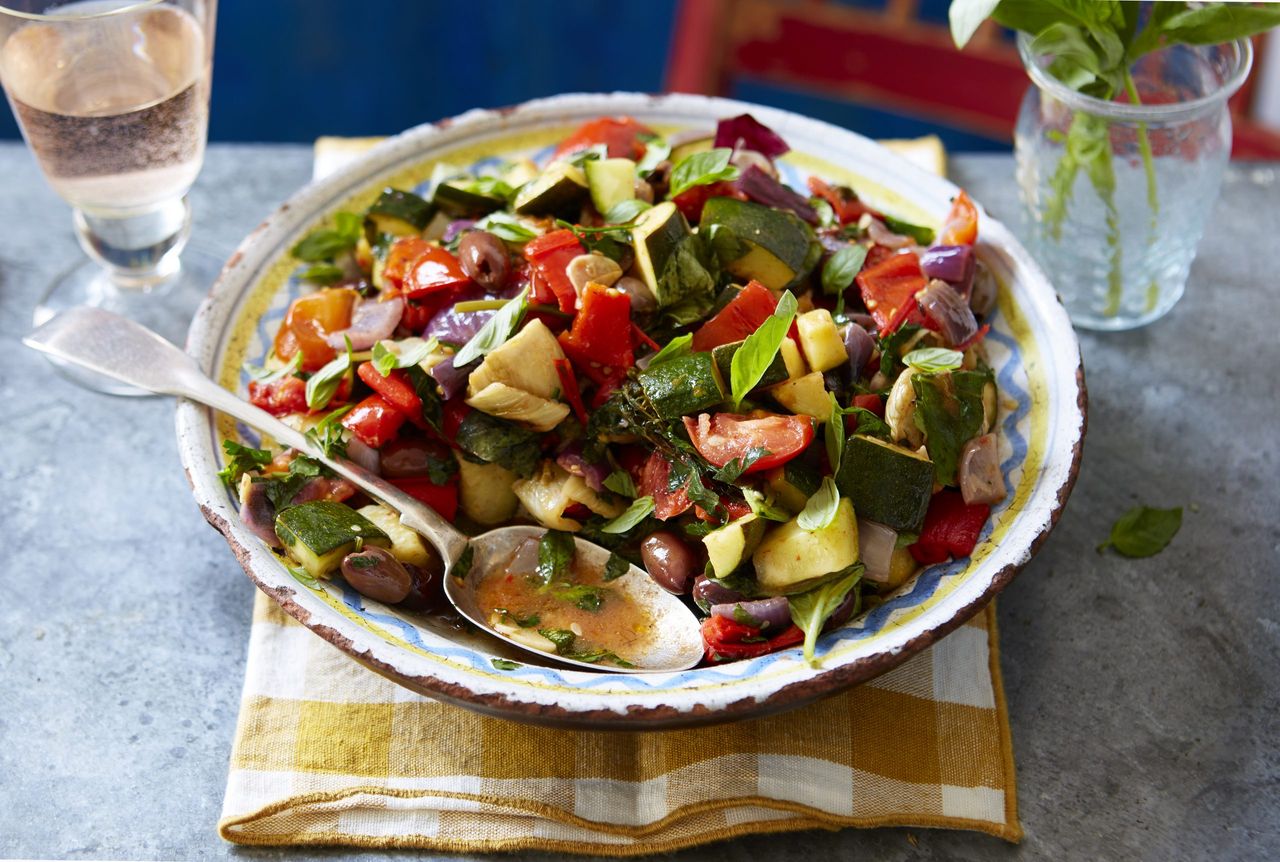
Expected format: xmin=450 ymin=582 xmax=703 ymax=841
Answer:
xmin=1123 ymin=69 xmax=1160 ymax=222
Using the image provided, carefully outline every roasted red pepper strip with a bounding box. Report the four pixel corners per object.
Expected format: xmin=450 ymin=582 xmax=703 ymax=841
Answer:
xmin=341 ymin=394 xmax=407 ymax=448
xmin=702 ymin=615 xmax=805 ymax=663
xmin=909 ymin=490 xmax=991 ymax=565
xmin=671 ymin=180 xmax=746 ymax=223
xmin=856 ymin=252 xmax=927 ymax=333
xmin=248 ymin=375 xmax=309 ymax=416
xmin=807 ymin=175 xmax=882 ymax=224
xmin=403 ymin=246 xmax=471 ymax=299
xmin=691 ymin=280 xmax=777 ymax=352
xmin=554 ymin=358 xmax=589 ymax=426
xmin=387 ymin=476 xmax=459 ymax=521
xmin=356 ymin=362 xmax=424 ymax=426
xmin=552 ymin=116 xmax=654 ymax=161
xmin=558 ymin=283 xmax=634 ymax=385
xmin=522 ymin=229 xmax=583 ymax=314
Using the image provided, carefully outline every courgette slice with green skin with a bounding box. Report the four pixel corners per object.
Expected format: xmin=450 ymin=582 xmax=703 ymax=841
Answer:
xmin=703 ymin=513 xmax=765 ymax=579
xmin=711 ymin=340 xmax=790 ymax=391
xmin=513 ymin=161 xmax=589 ymax=217
xmin=432 ymin=180 xmax=506 ymax=217
xmin=275 ymin=501 xmax=391 ymax=580
xmin=764 ymin=455 xmax=821 ymax=514
xmin=699 ymin=196 xmax=819 ymax=290
xmin=835 ymin=434 xmax=935 ymax=532
xmin=631 ymin=201 xmax=691 ymax=302
xmin=638 ymin=351 xmax=725 ymax=419
xmin=585 ymin=158 xmax=637 ymax=216
xmin=364 ymin=188 xmax=436 ymax=243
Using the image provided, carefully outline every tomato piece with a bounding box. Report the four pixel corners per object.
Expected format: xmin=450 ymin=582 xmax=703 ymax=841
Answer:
xmin=387 ymin=476 xmax=459 ymax=521
xmin=639 ymin=451 xmax=691 ymax=521
xmin=522 ymin=229 xmax=583 ymax=314
xmin=909 ymin=491 xmax=991 ymax=565
xmin=274 ymin=287 xmax=357 ymax=371
xmin=341 ymin=394 xmax=408 ymax=448
xmin=694 ymin=496 xmax=753 ymax=523
xmin=690 ymin=281 xmax=777 ymax=352
xmin=404 ymin=246 xmax=470 ymax=299
xmin=381 ymin=237 xmax=432 ymax=293
xmin=248 ymin=375 xmax=308 ymax=416
xmin=551 ymin=116 xmax=655 ymax=161
xmin=702 ymin=615 xmax=805 ymax=662
xmin=856 ymin=252 xmax=927 ymax=332
xmin=672 ymin=182 xmax=746 ymax=223
xmin=558 ymin=283 xmax=634 ymax=385
xmin=356 ymin=362 xmax=424 ymax=425
xmin=554 ymin=358 xmax=588 ymax=426
xmin=939 ymin=189 xmax=978 ymax=246
xmin=807 ymin=176 xmax=881 ymax=224
xmin=683 ymin=413 xmax=814 ymax=474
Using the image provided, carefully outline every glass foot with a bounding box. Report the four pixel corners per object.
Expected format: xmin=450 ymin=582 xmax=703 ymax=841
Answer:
xmin=32 ymin=245 xmax=226 ymax=396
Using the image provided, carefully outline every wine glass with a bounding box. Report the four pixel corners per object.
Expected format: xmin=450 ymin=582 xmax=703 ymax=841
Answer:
xmin=0 ymin=0 xmax=218 ymax=394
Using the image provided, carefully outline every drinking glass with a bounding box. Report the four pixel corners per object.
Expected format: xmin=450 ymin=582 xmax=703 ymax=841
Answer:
xmin=0 ymin=0 xmax=217 ymax=392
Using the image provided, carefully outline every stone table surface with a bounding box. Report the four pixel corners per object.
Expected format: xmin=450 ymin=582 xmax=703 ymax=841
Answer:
xmin=0 ymin=144 xmax=1276 ymax=862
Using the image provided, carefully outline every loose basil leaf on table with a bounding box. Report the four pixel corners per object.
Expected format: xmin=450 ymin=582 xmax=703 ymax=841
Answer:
xmin=1098 ymin=505 xmax=1183 ymax=558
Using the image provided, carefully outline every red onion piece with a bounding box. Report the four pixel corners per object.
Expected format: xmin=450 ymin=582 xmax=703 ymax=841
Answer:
xmin=442 ymin=219 xmax=476 ymax=245
xmin=823 ymin=587 xmax=860 ymax=632
xmin=238 ymin=479 xmax=281 ymax=547
xmin=345 ymin=436 xmax=381 ymax=473
xmin=856 ymin=517 xmax=898 ymax=584
xmin=428 ymin=355 xmax=472 ymax=401
xmin=844 ymin=322 xmax=875 ymax=380
xmin=290 ymin=476 xmax=357 ymax=506
xmin=555 ymin=444 xmax=608 ymax=492
xmin=710 ymin=596 xmax=792 ymax=632
xmin=866 ymin=218 xmax=913 ymax=249
xmin=692 ymin=575 xmax=745 ymax=613
xmin=734 ymin=165 xmax=819 ymax=224
xmin=959 ymin=434 xmax=1005 ymax=506
xmin=713 ymin=113 xmax=790 ymax=159
xmin=920 ymin=245 xmax=975 ymax=295
xmin=423 ymin=305 xmax=493 ymax=345
xmin=969 ymin=261 xmax=998 ymax=318
xmin=325 ymin=297 xmax=404 ymax=350
xmin=917 ymin=279 xmax=979 ymax=347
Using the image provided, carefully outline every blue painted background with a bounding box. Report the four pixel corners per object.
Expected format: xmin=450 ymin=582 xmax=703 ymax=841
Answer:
xmin=0 ymin=0 xmax=1007 ymax=151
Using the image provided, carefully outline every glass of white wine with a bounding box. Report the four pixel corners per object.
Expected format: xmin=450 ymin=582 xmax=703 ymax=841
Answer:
xmin=0 ymin=0 xmax=217 ymax=393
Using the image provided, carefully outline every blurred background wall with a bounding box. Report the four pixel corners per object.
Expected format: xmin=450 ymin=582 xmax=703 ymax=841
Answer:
xmin=1 ymin=0 xmax=1276 ymax=153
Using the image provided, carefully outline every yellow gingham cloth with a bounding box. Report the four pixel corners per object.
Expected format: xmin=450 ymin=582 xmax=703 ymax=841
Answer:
xmin=216 ymin=133 xmax=1021 ymax=852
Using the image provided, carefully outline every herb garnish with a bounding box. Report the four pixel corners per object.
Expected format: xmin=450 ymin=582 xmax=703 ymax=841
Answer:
xmin=601 ymin=496 xmax=656 ymax=534
xmin=291 ymin=212 xmax=361 ymax=262
xmin=304 ymin=405 xmax=353 ymax=460
xmin=645 ymin=333 xmax=693 ymax=368
xmin=904 ymin=347 xmax=964 ymax=374
xmin=304 ymin=336 xmax=353 ymax=410
xmin=244 ymin=350 xmax=301 ymax=386
xmin=298 ymin=262 xmax=345 ymax=285
xmin=603 ymin=552 xmax=630 ymax=582
xmin=1098 ymin=505 xmax=1183 ymax=558
xmin=788 ymin=565 xmax=862 ymax=665
xmin=372 ymin=337 xmax=437 ymax=377
xmin=453 ymin=287 xmax=528 ymax=367
xmin=730 ymin=291 xmax=798 ymax=409
xmin=797 ymin=476 xmax=841 ymax=531
xmin=217 ymin=440 xmax=272 ymax=489
xmin=603 ymin=470 xmax=637 ymax=498
xmin=712 ymin=448 xmax=769 ymax=483
xmin=667 ymin=147 xmax=740 ymax=199
xmin=491 ymin=658 xmax=522 ymax=671
xmin=912 ymin=369 xmax=991 ymax=486
xmin=535 ymin=529 xmax=576 ymax=586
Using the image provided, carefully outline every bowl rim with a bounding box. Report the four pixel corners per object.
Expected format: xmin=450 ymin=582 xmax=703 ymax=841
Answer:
xmin=177 ymin=91 xmax=1086 ymax=729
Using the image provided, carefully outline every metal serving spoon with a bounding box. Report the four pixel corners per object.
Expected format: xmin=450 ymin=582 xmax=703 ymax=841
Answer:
xmin=24 ymin=307 xmax=704 ymax=673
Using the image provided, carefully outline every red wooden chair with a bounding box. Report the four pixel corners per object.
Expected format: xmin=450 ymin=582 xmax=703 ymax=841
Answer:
xmin=665 ymin=0 xmax=1280 ymax=157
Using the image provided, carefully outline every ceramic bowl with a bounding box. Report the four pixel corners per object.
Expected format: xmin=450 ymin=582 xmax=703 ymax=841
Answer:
xmin=178 ymin=93 xmax=1085 ymax=729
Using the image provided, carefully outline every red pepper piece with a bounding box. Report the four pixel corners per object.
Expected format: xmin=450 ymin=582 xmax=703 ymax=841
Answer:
xmin=387 ymin=476 xmax=459 ymax=521
xmin=403 ymin=246 xmax=471 ymax=300
xmin=341 ymin=394 xmax=408 ymax=448
xmin=691 ymin=280 xmax=777 ymax=352
xmin=807 ymin=176 xmax=882 ymax=224
xmin=523 ymin=229 xmax=583 ymax=314
xmin=701 ymin=615 xmax=805 ymax=662
xmin=909 ymin=490 xmax=992 ymax=565
xmin=356 ymin=362 xmax=424 ymax=426
xmin=554 ymin=358 xmax=588 ymax=426
xmin=552 ymin=116 xmax=654 ymax=161
xmin=248 ymin=375 xmax=309 ymax=417
xmin=939 ymin=189 xmax=978 ymax=246
xmin=557 ymin=283 xmax=634 ymax=385
xmin=856 ymin=252 xmax=928 ymax=333
xmin=671 ymin=180 xmax=746 ymax=223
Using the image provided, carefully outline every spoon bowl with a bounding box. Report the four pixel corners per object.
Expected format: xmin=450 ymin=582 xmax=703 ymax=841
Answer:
xmin=23 ymin=306 xmax=704 ymax=674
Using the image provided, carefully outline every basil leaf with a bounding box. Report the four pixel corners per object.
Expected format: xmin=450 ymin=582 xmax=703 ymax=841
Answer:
xmin=1098 ymin=506 xmax=1183 ymax=558
xmin=452 ymin=544 xmax=474 ymax=579
xmin=601 ymin=496 xmax=655 ymax=534
xmin=797 ymin=476 xmax=840 ymax=531
xmin=554 ymin=584 xmax=607 ymax=612
xmin=603 ymin=552 xmax=630 ymax=582
xmin=730 ymin=291 xmax=798 ymax=409
xmin=291 ymin=211 xmax=361 ymax=262
xmin=645 ymin=333 xmax=692 ymax=369
xmin=298 ymin=262 xmax=345 ymax=285
xmin=304 ymin=336 xmax=353 ymax=410
xmin=216 ymin=440 xmax=272 ymax=489
xmin=847 ymin=406 xmax=891 ymax=442
xmin=538 ymin=628 xmax=577 ymax=654
xmin=668 ymin=147 xmax=739 ymax=199
xmin=824 ymin=393 xmax=845 ymax=473
xmin=604 ymin=198 xmax=652 ymax=224
xmin=635 ymin=133 xmax=671 ymax=176
xmin=742 ymin=488 xmax=790 ymax=523
xmin=811 ymin=197 xmax=837 ymax=228
xmin=603 ymin=470 xmax=637 ymax=498
xmin=372 ymin=337 xmax=438 ymax=377
xmin=256 ymin=455 xmax=324 ymax=512
xmin=877 ymin=323 xmax=922 ymax=382
xmin=564 ymin=648 xmax=635 ymax=668
xmin=475 ymin=212 xmax=537 ymax=244
xmin=536 ymin=529 xmax=576 ymax=586
xmin=491 ymin=658 xmax=521 ymax=671
xmin=788 ymin=564 xmax=862 ymax=665
xmin=949 ymin=0 xmax=1002 ymax=48
xmin=1139 ymin=4 xmax=1280 ymax=50
xmin=904 ymin=347 xmax=963 ymax=374
xmin=244 ymin=350 xmax=301 ymax=385
xmin=454 ymin=411 xmax=541 ymax=477
xmin=821 ymin=244 xmax=868 ymax=296
xmin=453 ymin=288 xmax=528 ymax=367
xmin=304 ymin=405 xmax=353 ymax=460
xmin=288 ymin=565 xmax=322 ymax=591
xmin=912 ymin=370 xmax=990 ymax=486
xmin=712 ymin=447 xmax=768 ymax=483
xmin=657 ymin=233 xmax=719 ymax=325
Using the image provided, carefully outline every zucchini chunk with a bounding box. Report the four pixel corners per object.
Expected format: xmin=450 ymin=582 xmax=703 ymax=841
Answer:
xmin=752 ymin=498 xmax=859 ymax=595
xmin=364 ymin=188 xmax=436 ymax=242
xmin=764 ymin=457 xmax=822 ymax=515
xmin=356 ymin=503 xmax=436 ymax=570
xmin=457 ymin=458 xmax=520 ymax=525
xmin=769 ymin=371 xmax=830 ymax=421
xmin=585 ymin=157 xmax=637 ymax=216
xmin=638 ymin=351 xmax=725 ymax=419
xmin=275 ymin=501 xmax=391 ymax=579
xmin=432 ymin=179 xmax=506 ymax=217
xmin=513 ymin=161 xmax=589 ymax=218
xmin=631 ymin=201 xmax=691 ymax=302
xmin=795 ymin=309 xmax=848 ymax=373
xmin=700 ymin=197 xmax=819 ymax=290
xmin=703 ymin=513 xmax=765 ymax=579
xmin=835 ymin=435 xmax=935 ymax=532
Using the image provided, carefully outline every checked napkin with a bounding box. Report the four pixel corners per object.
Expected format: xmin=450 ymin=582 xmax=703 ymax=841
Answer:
xmin=216 ymin=133 xmax=1021 ymax=853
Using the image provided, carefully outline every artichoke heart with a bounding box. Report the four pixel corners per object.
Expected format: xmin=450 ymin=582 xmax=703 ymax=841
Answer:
xmin=465 ymin=382 xmax=569 ymax=433
xmin=467 ymin=318 xmax=564 ymax=400
xmin=513 ymin=462 xmax=625 ymax=531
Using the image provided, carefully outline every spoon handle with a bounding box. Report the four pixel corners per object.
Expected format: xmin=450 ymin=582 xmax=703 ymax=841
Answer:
xmin=24 ymin=307 xmax=470 ymax=567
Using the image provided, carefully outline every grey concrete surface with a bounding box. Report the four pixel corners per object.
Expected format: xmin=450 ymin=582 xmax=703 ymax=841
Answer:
xmin=0 ymin=145 xmax=1276 ymax=861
